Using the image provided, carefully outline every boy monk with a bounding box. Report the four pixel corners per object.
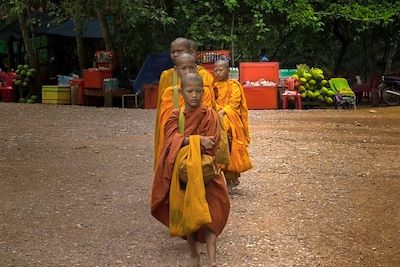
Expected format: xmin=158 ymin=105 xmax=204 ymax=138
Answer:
xmin=213 ymin=60 xmax=252 ymax=191
xmin=154 ymin=53 xmax=216 ymax=168
xmin=151 ymin=73 xmax=230 ymax=267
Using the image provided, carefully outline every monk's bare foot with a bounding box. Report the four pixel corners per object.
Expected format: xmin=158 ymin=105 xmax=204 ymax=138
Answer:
xmin=190 ymin=254 xmax=200 ymax=267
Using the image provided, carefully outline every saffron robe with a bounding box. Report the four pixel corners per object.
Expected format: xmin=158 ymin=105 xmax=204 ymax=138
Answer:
xmin=150 ymin=106 xmax=230 ymax=242
xmin=154 ymin=83 xmax=216 ymax=168
xmin=214 ymin=79 xmax=252 ymax=173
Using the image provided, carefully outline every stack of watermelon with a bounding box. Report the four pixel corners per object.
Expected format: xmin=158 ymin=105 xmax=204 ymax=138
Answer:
xmin=291 ymin=64 xmax=336 ymax=105
xmin=14 ymin=64 xmax=38 ymax=103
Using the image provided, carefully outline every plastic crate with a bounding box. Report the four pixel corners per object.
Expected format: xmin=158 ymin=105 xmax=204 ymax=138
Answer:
xmin=83 ymin=68 xmax=112 ymax=88
xmin=239 ymin=62 xmax=280 ymax=83
xmin=144 ymin=84 xmax=158 ymax=109
xmin=42 ymin=85 xmax=71 ymax=104
xmin=0 ymin=87 xmax=14 ymax=102
xmin=243 ymin=86 xmax=278 ymax=110
xmin=197 ymin=50 xmax=230 ymax=64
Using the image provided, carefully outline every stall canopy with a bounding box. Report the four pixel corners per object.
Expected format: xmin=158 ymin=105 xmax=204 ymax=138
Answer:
xmin=132 ymin=52 xmax=173 ymax=93
xmin=0 ymin=12 xmax=103 ymax=40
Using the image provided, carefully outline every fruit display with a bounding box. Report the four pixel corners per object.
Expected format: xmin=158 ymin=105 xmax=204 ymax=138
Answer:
xmin=14 ymin=64 xmax=37 ymax=103
xmin=14 ymin=64 xmax=36 ymax=89
xmin=291 ymin=64 xmax=335 ymax=105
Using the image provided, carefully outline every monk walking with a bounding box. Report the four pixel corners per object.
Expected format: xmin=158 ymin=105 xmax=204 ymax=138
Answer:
xmin=213 ymin=60 xmax=252 ymax=191
xmin=154 ymin=53 xmax=216 ymax=168
xmin=150 ymin=73 xmax=230 ymax=266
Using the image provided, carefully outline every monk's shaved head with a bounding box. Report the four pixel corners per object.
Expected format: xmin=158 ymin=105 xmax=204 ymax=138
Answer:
xmin=175 ymin=53 xmax=196 ymax=66
xmin=214 ymin=59 xmax=229 ymax=69
xmin=171 ymin=37 xmax=190 ymax=49
xmin=181 ymin=72 xmax=203 ymax=89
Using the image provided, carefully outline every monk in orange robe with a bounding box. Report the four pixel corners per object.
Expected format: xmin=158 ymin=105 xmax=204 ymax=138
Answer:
xmin=154 ymin=53 xmax=216 ymax=168
xmin=213 ymin=60 xmax=252 ymax=190
xmin=151 ymin=73 xmax=230 ymax=266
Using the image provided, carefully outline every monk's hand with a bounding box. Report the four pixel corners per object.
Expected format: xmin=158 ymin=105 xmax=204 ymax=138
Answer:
xmin=218 ymin=110 xmax=225 ymax=117
xmin=200 ymin=136 xmax=215 ymax=150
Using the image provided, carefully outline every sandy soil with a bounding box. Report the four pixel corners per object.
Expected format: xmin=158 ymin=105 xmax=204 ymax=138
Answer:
xmin=0 ymin=103 xmax=399 ymax=267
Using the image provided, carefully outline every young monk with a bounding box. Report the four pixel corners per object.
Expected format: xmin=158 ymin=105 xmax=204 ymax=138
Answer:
xmin=213 ymin=60 xmax=252 ymax=191
xmin=151 ymin=73 xmax=230 ymax=267
xmin=154 ymin=53 xmax=216 ymax=168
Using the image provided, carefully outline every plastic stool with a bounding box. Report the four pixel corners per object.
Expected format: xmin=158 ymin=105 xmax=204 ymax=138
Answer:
xmin=282 ymin=94 xmax=302 ymax=109
xmin=281 ymin=78 xmax=302 ymax=110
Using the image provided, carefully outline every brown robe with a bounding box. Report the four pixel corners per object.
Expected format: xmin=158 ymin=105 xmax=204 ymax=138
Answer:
xmin=150 ymin=105 xmax=230 ymax=242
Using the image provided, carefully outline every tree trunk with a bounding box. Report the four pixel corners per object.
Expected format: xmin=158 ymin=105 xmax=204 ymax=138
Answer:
xmin=333 ymin=21 xmax=348 ymax=76
xmin=18 ymin=11 xmax=40 ymax=96
xmin=384 ymin=35 xmax=398 ymax=74
xmin=75 ymin=22 xmax=86 ymax=73
xmin=96 ymin=9 xmax=113 ymax=51
xmin=96 ymin=8 xmax=119 ymax=74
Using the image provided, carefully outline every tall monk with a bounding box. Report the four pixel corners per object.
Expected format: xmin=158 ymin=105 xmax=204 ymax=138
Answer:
xmin=154 ymin=53 xmax=216 ymax=168
xmin=151 ymin=73 xmax=230 ymax=267
xmin=213 ymin=60 xmax=252 ymax=191
xmin=188 ymin=39 xmax=214 ymax=87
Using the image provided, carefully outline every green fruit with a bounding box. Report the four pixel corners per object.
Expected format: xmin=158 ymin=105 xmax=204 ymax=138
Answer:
xmin=317 ymin=95 xmax=325 ymax=102
xmin=23 ymin=64 xmax=29 ymax=69
xmin=300 ymin=77 xmax=307 ymax=84
xmin=24 ymin=77 xmax=30 ymax=82
xmin=30 ymin=95 xmax=38 ymax=102
xmin=18 ymin=97 xmax=26 ymax=103
xmin=299 ymin=85 xmax=306 ymax=92
xmin=327 ymin=90 xmax=336 ymax=97
xmin=14 ymin=80 xmax=22 ymax=86
xmin=306 ymin=90 xmax=314 ymax=99
xmin=291 ymin=74 xmax=299 ymax=80
xmin=17 ymin=64 xmax=24 ymax=70
xmin=27 ymin=71 xmax=33 ymax=77
xmin=30 ymin=68 xmax=37 ymax=75
xmin=22 ymin=81 xmax=28 ymax=87
xmin=21 ymin=70 xmax=27 ymax=76
xmin=321 ymin=87 xmax=329 ymax=96
xmin=309 ymin=79 xmax=316 ymax=86
xmin=303 ymin=73 xmax=312 ymax=80
xmin=300 ymin=92 xmax=307 ymax=98
xmin=316 ymin=74 xmax=324 ymax=81
xmin=27 ymin=99 xmax=34 ymax=104
xmin=321 ymin=79 xmax=328 ymax=86
xmin=325 ymin=96 xmax=334 ymax=104
xmin=314 ymin=91 xmax=320 ymax=98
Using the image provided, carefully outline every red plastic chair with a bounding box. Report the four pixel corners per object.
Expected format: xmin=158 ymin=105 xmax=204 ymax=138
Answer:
xmin=281 ymin=78 xmax=302 ymax=110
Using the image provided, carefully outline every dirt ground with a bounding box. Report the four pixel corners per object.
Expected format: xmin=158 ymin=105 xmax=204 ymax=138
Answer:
xmin=0 ymin=103 xmax=399 ymax=267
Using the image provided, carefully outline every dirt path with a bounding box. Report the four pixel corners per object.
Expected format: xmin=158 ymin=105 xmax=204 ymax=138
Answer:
xmin=1 ymin=103 xmax=399 ymax=266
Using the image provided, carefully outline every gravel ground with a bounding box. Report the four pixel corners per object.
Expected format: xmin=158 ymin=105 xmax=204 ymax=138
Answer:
xmin=0 ymin=103 xmax=399 ymax=267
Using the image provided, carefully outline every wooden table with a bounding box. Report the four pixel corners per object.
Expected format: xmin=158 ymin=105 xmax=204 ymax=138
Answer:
xmin=84 ymin=88 xmax=132 ymax=107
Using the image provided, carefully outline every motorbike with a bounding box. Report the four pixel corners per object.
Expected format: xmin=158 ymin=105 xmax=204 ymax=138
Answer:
xmin=379 ymin=75 xmax=400 ymax=106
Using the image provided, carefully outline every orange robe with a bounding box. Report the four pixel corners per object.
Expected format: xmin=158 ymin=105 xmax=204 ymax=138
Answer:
xmin=154 ymin=66 xmax=215 ymax=168
xmin=157 ymin=66 xmax=214 ymax=111
xmin=214 ymin=79 xmax=252 ymax=173
xmin=154 ymin=83 xmax=216 ymax=168
xmin=150 ymin=106 xmax=230 ymax=242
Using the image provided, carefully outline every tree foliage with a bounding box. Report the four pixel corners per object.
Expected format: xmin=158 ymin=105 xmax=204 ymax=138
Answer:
xmin=1 ymin=0 xmax=399 ymax=80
